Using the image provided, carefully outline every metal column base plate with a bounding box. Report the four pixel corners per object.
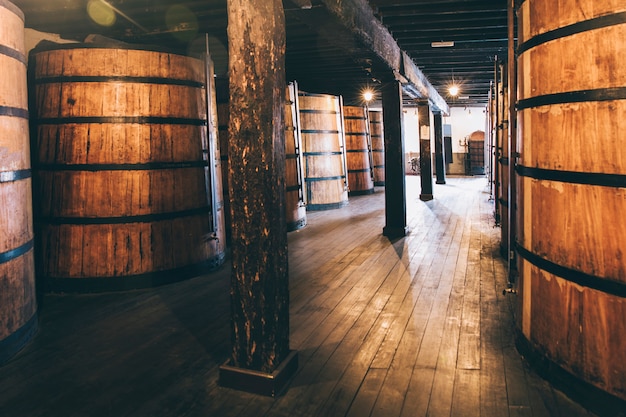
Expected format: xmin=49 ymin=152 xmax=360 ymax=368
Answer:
xmin=219 ymin=350 xmax=299 ymax=397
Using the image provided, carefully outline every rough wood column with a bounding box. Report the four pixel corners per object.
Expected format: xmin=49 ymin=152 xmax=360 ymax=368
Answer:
xmin=418 ymin=102 xmax=434 ymax=201
xmin=433 ymin=112 xmax=446 ymax=184
xmin=220 ymin=0 xmax=297 ymax=397
xmin=381 ymin=79 xmax=407 ymax=238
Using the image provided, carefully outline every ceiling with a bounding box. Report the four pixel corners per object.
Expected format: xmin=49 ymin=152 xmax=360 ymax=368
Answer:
xmin=13 ymin=0 xmax=510 ymax=108
xmin=368 ymin=0 xmax=509 ymax=107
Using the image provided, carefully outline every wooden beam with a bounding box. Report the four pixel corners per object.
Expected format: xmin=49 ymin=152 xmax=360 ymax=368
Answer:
xmin=381 ymin=80 xmax=408 ymax=238
xmin=433 ymin=112 xmax=446 ymax=184
xmin=287 ymin=0 xmax=449 ymax=114
xmin=220 ymin=0 xmax=297 ymax=397
xmin=418 ymin=102 xmax=434 ymax=201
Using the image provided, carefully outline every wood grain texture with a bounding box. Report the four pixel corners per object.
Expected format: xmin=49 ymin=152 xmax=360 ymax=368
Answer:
xmin=343 ymin=105 xmax=374 ymax=196
xmin=284 ymin=82 xmax=306 ymax=230
xmin=226 ymin=0 xmax=290 ymax=373
xmin=30 ymin=46 xmax=225 ymax=290
xmin=298 ymin=91 xmax=348 ymax=210
xmin=0 ymin=177 xmax=601 ymax=416
xmin=518 ymin=0 xmax=626 ymax=403
xmin=369 ymin=110 xmax=385 ymax=185
xmin=0 ymin=0 xmax=36 ymax=362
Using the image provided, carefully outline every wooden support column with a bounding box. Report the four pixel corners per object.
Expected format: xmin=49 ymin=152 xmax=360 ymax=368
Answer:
xmin=381 ymin=79 xmax=407 ymax=238
xmin=433 ymin=112 xmax=446 ymax=185
xmin=219 ymin=0 xmax=297 ymax=397
xmin=418 ymin=102 xmax=434 ymax=201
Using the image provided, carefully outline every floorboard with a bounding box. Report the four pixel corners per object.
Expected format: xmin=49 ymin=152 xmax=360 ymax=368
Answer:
xmin=0 ymin=176 xmax=600 ymax=417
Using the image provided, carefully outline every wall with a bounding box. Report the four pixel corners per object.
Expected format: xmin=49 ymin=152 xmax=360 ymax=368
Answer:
xmin=401 ymin=105 xmax=487 ymax=175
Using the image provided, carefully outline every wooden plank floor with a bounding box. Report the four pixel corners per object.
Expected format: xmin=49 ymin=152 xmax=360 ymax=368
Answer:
xmin=0 ymin=176 xmax=599 ymax=417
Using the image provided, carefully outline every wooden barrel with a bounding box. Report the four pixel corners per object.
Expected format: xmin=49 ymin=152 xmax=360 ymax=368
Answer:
xmin=285 ymin=83 xmax=306 ymax=230
xmin=369 ymin=110 xmax=385 ymax=186
xmin=516 ymin=0 xmax=626 ymax=405
xmin=0 ymin=0 xmax=37 ymax=364
xmin=298 ymin=91 xmax=348 ymax=210
xmin=215 ymin=77 xmax=231 ymax=242
xmin=343 ymin=105 xmax=374 ymax=196
xmin=29 ymin=44 xmax=226 ymax=293
xmin=496 ymin=83 xmax=510 ymax=258
xmin=216 ymin=82 xmax=307 ymax=232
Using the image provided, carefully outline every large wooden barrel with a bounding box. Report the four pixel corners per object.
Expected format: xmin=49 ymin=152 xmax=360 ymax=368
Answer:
xmin=285 ymin=83 xmax=306 ymax=230
xmin=516 ymin=0 xmax=626 ymax=406
xmin=298 ymin=91 xmax=348 ymax=210
xmin=215 ymin=77 xmax=231 ymax=242
xmin=216 ymin=82 xmax=306 ymax=232
xmin=0 ymin=0 xmax=37 ymax=364
xmin=343 ymin=105 xmax=374 ymax=196
xmin=29 ymin=44 xmax=226 ymax=293
xmin=369 ymin=110 xmax=385 ymax=186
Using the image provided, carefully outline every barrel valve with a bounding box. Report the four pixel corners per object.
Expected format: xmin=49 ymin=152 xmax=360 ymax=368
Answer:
xmin=502 ymin=283 xmax=517 ymax=296
xmin=203 ymin=232 xmax=219 ymax=242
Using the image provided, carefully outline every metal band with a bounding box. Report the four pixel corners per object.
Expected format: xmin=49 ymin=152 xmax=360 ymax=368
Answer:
xmin=518 ymin=12 xmax=626 ymax=54
xmin=34 ymin=116 xmax=206 ymax=126
xmin=303 ymin=151 xmax=343 ymax=156
xmin=0 ymin=105 xmax=28 ymax=119
xmin=498 ymin=197 xmax=509 ymax=208
xmin=517 ymin=87 xmax=626 ymax=110
xmin=30 ymin=42 xmax=191 ymax=56
xmin=306 ymin=201 xmax=348 ymax=211
xmin=348 ymin=168 xmax=372 ymax=173
xmin=286 ymin=185 xmax=301 ymax=192
xmin=33 ymin=75 xmax=204 ymax=88
xmin=516 ymin=165 xmax=626 ymax=188
xmin=300 ymin=129 xmax=341 ymax=134
xmin=344 ymin=116 xmax=366 ymax=120
xmin=38 ymin=206 xmax=210 ymax=225
xmin=345 ymin=132 xmax=368 ymax=136
xmin=0 ymin=0 xmax=25 ymax=20
xmin=517 ymin=243 xmax=626 ymax=298
xmin=299 ymin=109 xmax=339 ymax=115
xmin=286 ymin=154 xmax=299 ymax=159
xmin=0 ymin=44 xmax=26 ymax=65
xmin=0 ymin=240 xmax=34 ymax=265
xmin=373 ymin=164 xmax=385 ymax=168
xmin=349 ymin=188 xmax=375 ymax=196
xmin=44 ymin=255 xmax=225 ymax=293
xmin=499 ymin=157 xmax=509 ymax=166
xmin=0 ymin=313 xmax=37 ymax=366
xmin=298 ymin=91 xmax=336 ymax=98
xmin=0 ymin=169 xmax=31 ymax=183
xmin=305 ymin=175 xmax=345 ymax=182
xmin=346 ymin=149 xmax=368 ymax=153
xmin=36 ymin=161 xmax=207 ymax=172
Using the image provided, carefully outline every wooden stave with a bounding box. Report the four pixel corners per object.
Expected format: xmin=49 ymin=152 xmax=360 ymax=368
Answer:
xmin=0 ymin=0 xmax=37 ymax=364
xmin=517 ymin=0 xmax=626 ymax=403
xmin=298 ymin=92 xmax=348 ymax=210
xmin=29 ymin=46 xmax=225 ymax=292
xmin=368 ymin=110 xmax=385 ymax=186
xmin=344 ymin=106 xmax=374 ymax=196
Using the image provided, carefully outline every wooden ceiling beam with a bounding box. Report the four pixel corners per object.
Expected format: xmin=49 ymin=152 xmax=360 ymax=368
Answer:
xmin=287 ymin=0 xmax=449 ymax=113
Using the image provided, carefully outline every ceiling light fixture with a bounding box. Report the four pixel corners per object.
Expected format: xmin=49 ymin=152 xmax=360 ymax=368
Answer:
xmin=431 ymin=41 xmax=454 ymax=48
